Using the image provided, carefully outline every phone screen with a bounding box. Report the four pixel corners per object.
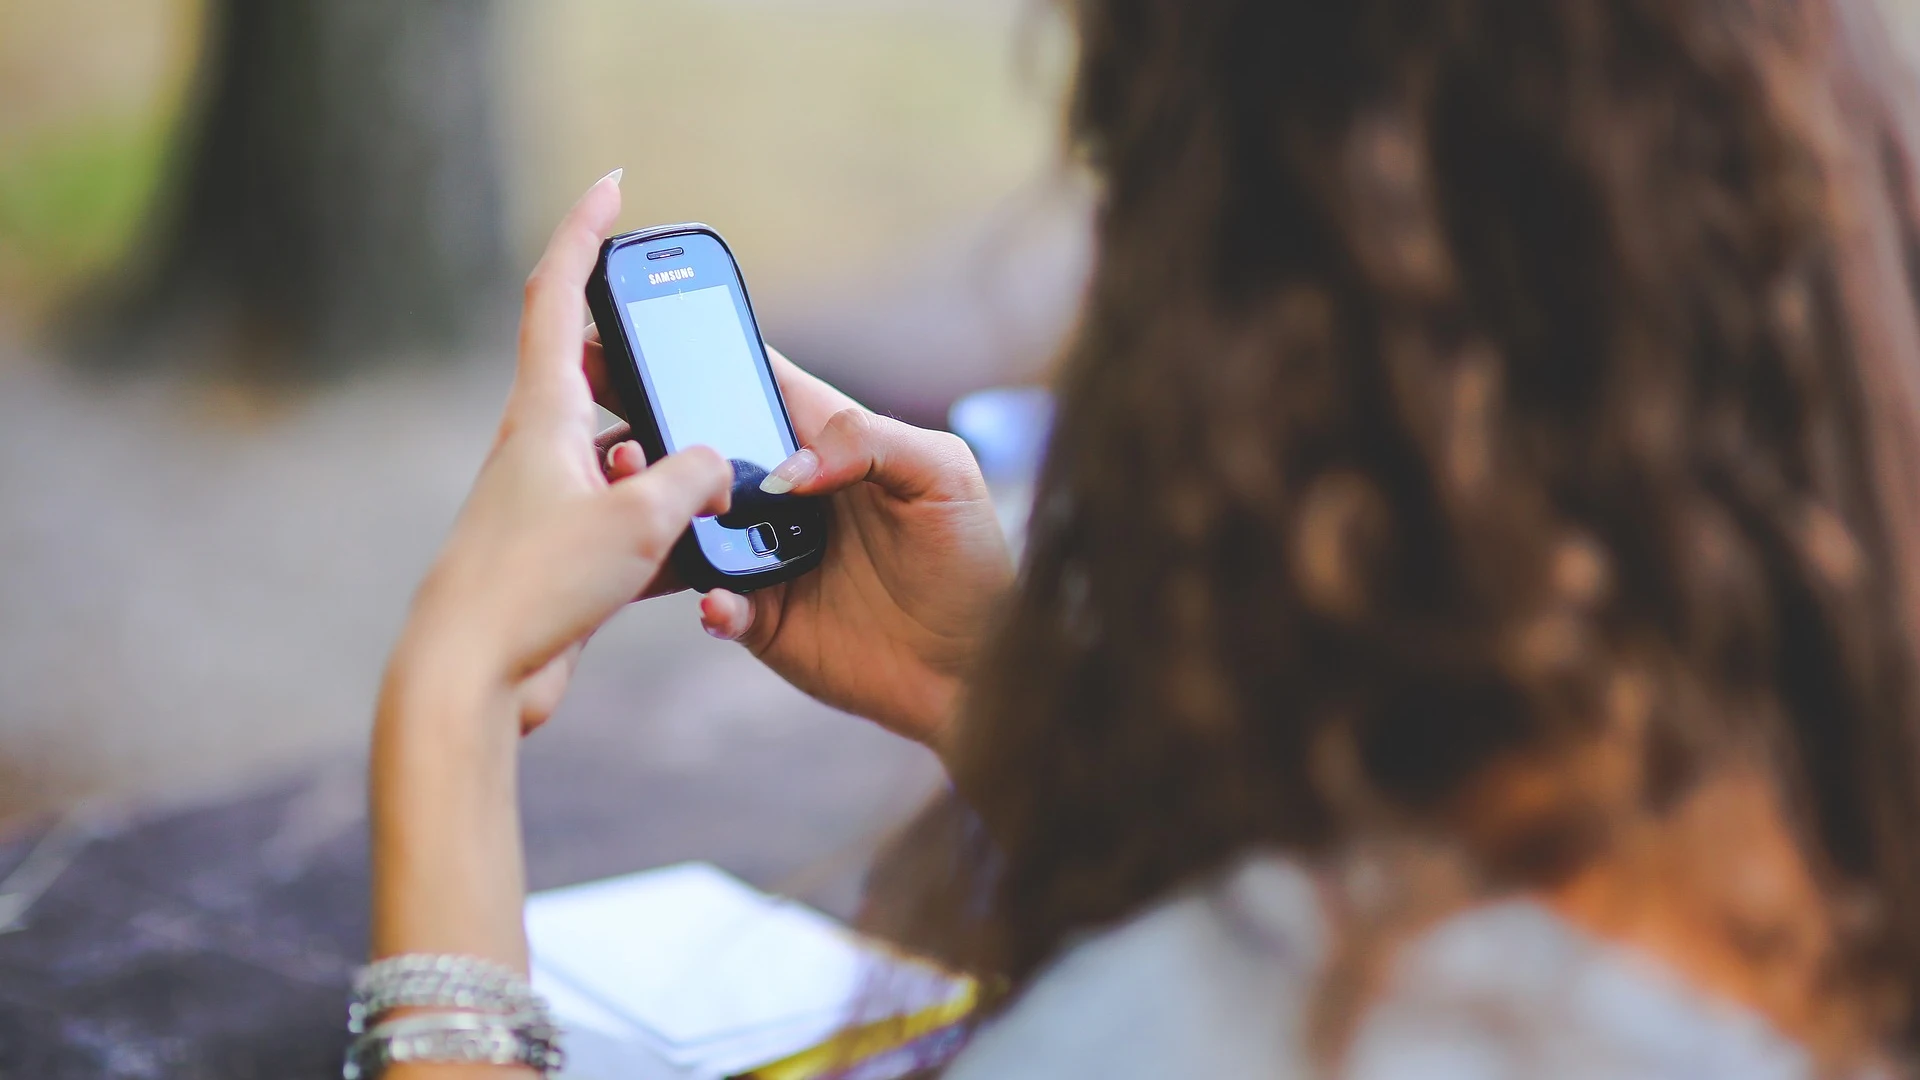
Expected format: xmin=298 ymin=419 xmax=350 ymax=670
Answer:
xmin=626 ymin=285 xmax=788 ymax=469
xmin=608 ymin=231 xmax=811 ymax=576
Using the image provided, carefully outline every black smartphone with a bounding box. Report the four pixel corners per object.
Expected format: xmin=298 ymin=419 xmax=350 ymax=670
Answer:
xmin=587 ymin=224 xmax=828 ymax=593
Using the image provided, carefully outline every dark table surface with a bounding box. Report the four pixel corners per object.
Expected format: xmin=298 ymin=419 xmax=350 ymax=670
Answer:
xmin=0 ymin=645 xmax=941 ymax=1080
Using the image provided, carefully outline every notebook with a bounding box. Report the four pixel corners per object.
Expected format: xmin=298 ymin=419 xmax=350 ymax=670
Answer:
xmin=526 ymin=862 xmax=973 ymax=1080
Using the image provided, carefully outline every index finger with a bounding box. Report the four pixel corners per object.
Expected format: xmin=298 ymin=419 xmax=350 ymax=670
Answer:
xmin=605 ymin=447 xmax=736 ymax=557
xmin=507 ymin=170 xmax=625 ymax=429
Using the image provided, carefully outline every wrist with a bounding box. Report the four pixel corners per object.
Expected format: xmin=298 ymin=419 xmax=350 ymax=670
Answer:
xmin=381 ymin=615 xmax=517 ymax=729
xmin=373 ymin=630 xmax=524 ymax=801
xmin=895 ymin=672 xmax=966 ymax=765
xmin=395 ymin=555 xmax=524 ymax=698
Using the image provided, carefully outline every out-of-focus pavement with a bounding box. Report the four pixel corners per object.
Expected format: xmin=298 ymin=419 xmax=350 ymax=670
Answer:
xmin=0 ymin=617 xmax=943 ymax=1077
xmin=0 ymin=337 xmax=951 ymax=814
xmin=0 ymin=350 xmax=482 ymax=814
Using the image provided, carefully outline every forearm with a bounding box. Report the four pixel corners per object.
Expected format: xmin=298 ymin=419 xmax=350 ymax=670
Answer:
xmin=350 ymin=168 xmax=707 ymax=1079
xmin=369 ymin=651 xmax=535 ymax=1078
xmin=371 ymin=653 xmax=529 ymax=964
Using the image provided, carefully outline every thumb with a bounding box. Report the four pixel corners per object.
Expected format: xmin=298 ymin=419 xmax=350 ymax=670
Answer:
xmin=602 ymin=446 xmax=734 ymax=558
xmin=762 ymin=407 xmax=985 ymax=502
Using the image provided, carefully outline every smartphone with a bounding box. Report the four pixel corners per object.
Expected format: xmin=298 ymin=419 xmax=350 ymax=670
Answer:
xmin=587 ymin=224 xmax=828 ymax=593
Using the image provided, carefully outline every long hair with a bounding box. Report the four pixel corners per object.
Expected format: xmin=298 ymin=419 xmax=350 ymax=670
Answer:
xmin=876 ymin=0 xmax=1920 ymax=1066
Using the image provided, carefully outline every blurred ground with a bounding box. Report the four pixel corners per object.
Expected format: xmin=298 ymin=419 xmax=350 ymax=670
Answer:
xmin=0 ymin=333 xmax=944 ymax=805
xmin=0 ymin=348 xmax=491 ymax=813
xmin=0 ymin=646 xmax=943 ymax=1078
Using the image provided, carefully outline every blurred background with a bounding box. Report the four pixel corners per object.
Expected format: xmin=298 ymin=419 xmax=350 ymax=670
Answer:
xmin=0 ymin=1 xmax=1081 ymax=1074
xmin=0 ymin=0 xmax=1082 ymax=815
xmin=11 ymin=1 xmax=1920 ymax=1074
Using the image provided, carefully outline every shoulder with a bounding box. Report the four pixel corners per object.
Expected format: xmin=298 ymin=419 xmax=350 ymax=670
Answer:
xmin=944 ymin=857 xmax=1325 ymax=1080
xmin=943 ymin=855 xmax=1821 ymax=1080
xmin=1346 ymin=901 xmax=1815 ymax=1080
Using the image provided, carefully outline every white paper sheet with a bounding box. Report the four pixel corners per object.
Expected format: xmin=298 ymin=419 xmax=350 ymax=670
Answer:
xmin=527 ymin=862 xmax=965 ymax=1080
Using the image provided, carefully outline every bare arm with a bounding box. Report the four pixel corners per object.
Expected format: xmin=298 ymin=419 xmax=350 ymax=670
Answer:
xmin=368 ymin=170 xmax=728 ymax=1078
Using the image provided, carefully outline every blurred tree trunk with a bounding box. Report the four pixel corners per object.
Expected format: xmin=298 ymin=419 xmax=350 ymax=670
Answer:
xmin=110 ymin=0 xmax=507 ymax=371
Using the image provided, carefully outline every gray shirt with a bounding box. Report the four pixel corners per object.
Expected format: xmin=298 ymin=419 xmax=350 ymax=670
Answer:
xmin=945 ymin=856 xmax=1820 ymax=1079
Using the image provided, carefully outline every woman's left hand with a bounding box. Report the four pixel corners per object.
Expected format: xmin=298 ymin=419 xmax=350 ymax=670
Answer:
xmin=369 ymin=170 xmax=730 ymax=984
xmin=388 ymin=170 xmax=733 ymax=735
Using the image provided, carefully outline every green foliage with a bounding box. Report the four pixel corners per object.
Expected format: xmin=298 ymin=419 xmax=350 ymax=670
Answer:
xmin=0 ymin=118 xmax=171 ymax=313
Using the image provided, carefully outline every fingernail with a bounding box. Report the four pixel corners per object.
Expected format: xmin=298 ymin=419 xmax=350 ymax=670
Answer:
xmin=760 ymin=449 xmax=818 ymax=494
xmin=600 ymin=167 xmax=624 ymax=188
xmin=705 ymin=622 xmax=734 ymax=641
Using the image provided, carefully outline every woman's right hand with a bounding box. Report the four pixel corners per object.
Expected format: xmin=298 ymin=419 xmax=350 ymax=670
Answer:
xmin=696 ymin=353 xmax=1016 ymax=755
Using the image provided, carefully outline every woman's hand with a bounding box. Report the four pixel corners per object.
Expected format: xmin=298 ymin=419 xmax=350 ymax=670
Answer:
xmin=390 ymin=171 xmax=732 ymax=736
xmin=584 ymin=333 xmax=1012 ymax=754
xmin=370 ymin=170 xmax=730 ymax=983
xmin=694 ymin=357 xmax=1016 ymax=756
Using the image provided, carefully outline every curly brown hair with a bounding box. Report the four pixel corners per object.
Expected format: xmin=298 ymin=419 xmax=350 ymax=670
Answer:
xmin=876 ymin=0 xmax=1920 ymax=1066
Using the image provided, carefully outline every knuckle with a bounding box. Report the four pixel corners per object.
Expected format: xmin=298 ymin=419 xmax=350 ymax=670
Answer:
xmin=568 ymin=220 xmax=603 ymax=255
xmin=823 ymin=406 xmax=870 ymax=442
xmin=640 ymin=518 xmax=680 ymax=556
xmin=928 ymin=430 xmax=988 ymax=490
xmin=522 ymin=269 xmax=549 ymax=304
xmin=927 ymin=429 xmax=972 ymax=460
xmin=622 ymin=494 xmax=679 ymax=552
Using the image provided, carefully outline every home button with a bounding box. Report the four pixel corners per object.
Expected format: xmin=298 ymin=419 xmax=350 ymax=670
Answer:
xmin=747 ymin=522 xmax=779 ymax=557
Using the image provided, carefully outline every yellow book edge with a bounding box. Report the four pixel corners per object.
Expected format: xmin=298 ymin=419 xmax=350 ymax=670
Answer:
xmin=737 ymin=978 xmax=978 ymax=1080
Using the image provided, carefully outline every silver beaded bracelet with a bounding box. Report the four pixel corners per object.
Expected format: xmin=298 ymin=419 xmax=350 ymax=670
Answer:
xmin=351 ymin=954 xmax=553 ymax=1033
xmin=345 ymin=954 xmax=564 ymax=1078
xmin=343 ymin=1012 xmax=566 ymax=1079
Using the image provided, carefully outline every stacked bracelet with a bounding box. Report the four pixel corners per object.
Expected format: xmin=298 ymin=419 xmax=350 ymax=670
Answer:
xmin=344 ymin=1013 xmax=565 ymax=1078
xmin=350 ymin=954 xmax=554 ymax=1033
xmin=344 ymin=955 xmax=564 ymax=1079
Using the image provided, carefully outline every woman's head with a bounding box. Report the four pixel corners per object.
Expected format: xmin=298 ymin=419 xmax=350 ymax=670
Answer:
xmin=912 ymin=0 xmax=1920 ymax=1058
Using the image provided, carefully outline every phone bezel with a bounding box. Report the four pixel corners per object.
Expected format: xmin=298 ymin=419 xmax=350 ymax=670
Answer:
xmin=587 ymin=223 xmax=828 ymax=594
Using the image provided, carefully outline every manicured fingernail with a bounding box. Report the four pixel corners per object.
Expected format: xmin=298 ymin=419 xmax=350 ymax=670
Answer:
xmin=760 ymin=449 xmax=818 ymax=494
xmin=705 ymin=622 xmax=733 ymax=641
xmin=600 ymin=167 xmax=624 ymax=188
